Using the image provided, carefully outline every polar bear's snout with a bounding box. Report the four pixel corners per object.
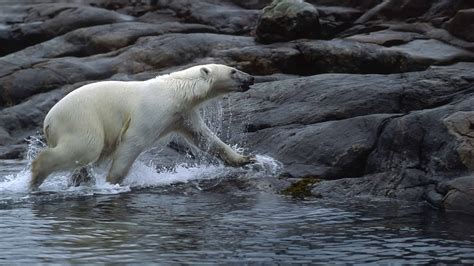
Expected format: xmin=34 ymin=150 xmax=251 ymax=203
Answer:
xmin=237 ymin=73 xmax=255 ymax=92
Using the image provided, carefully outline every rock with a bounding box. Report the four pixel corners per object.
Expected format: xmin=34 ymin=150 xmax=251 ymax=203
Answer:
xmin=2 ymin=22 xmax=216 ymax=60
xmin=0 ymin=33 xmax=255 ymax=107
xmin=311 ymin=169 xmax=435 ymax=201
xmin=386 ymin=22 xmax=474 ymax=52
xmin=230 ymin=0 xmax=272 ymax=9
xmin=1 ymin=32 xmax=431 ymax=108
xmin=0 ymin=3 xmax=134 ymax=56
xmin=155 ymin=0 xmax=260 ymax=34
xmin=443 ymin=111 xmax=474 ymax=170
xmin=441 ymin=176 xmax=474 ymax=215
xmin=425 ymin=0 xmax=474 ymax=21
xmin=0 ymin=127 xmax=13 ymax=145
xmin=355 ymin=0 xmax=433 ymax=24
xmin=297 ymin=39 xmax=427 ymax=73
xmin=255 ymin=0 xmax=321 ymax=44
xmin=0 ymin=89 xmax=66 ymax=142
xmin=316 ymin=6 xmax=363 ymax=38
xmin=445 ymin=8 xmax=474 ymax=42
xmin=1 ymin=0 xmax=474 ymax=212
xmin=220 ymin=62 xmax=474 ymax=201
xmin=387 ymin=39 xmax=474 ymax=65
xmin=425 ymin=188 xmax=444 ymax=208
xmin=248 ymin=113 xmax=394 ymax=178
xmin=346 ymin=30 xmax=423 ymax=46
xmin=316 ymin=5 xmax=363 ymax=22
xmin=306 ymin=0 xmax=377 ymax=9
xmin=0 ymin=144 xmax=25 ymax=160
xmin=219 ymin=38 xmax=427 ymax=75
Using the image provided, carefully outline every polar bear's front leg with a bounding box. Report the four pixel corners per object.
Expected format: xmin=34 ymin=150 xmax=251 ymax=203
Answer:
xmin=179 ymin=112 xmax=255 ymax=166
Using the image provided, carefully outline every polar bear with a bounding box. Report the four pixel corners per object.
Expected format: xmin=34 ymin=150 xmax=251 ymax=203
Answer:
xmin=30 ymin=64 xmax=255 ymax=190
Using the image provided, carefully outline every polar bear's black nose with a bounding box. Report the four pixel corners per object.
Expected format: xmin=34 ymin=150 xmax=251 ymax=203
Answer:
xmin=249 ymin=76 xmax=255 ymax=85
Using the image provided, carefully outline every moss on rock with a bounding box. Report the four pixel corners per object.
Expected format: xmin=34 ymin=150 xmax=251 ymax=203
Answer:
xmin=281 ymin=177 xmax=321 ymax=199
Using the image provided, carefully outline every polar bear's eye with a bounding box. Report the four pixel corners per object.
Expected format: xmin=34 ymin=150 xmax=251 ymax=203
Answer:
xmin=231 ymin=69 xmax=236 ymax=75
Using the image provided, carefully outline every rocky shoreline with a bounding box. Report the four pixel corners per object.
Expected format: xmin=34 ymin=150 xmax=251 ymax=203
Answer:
xmin=0 ymin=0 xmax=473 ymax=214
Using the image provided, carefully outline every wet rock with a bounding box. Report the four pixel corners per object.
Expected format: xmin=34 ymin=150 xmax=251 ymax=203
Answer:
xmin=220 ymin=63 xmax=474 ymax=201
xmin=255 ymin=0 xmax=321 ymax=44
xmin=425 ymin=188 xmax=444 ymax=208
xmin=247 ymin=114 xmax=393 ymax=178
xmin=311 ymin=169 xmax=435 ymax=201
xmin=443 ymin=111 xmax=474 ymax=170
xmin=0 ymin=127 xmax=13 ymax=146
xmin=445 ymin=9 xmax=474 ymax=42
xmin=0 ymin=144 xmax=25 ymax=160
xmin=441 ymin=176 xmax=474 ymax=215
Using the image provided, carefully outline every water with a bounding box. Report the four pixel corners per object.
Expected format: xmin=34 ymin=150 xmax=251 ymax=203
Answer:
xmin=1 ymin=154 xmax=474 ymax=263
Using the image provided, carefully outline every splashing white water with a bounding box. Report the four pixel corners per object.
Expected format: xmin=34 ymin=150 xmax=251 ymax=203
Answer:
xmin=0 ymin=136 xmax=282 ymax=200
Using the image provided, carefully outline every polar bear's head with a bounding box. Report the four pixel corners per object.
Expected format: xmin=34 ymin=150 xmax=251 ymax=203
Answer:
xmin=199 ymin=64 xmax=255 ymax=93
xmin=171 ymin=64 xmax=254 ymax=93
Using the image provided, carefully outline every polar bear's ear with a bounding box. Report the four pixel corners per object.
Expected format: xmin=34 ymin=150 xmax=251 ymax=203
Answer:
xmin=200 ymin=67 xmax=211 ymax=79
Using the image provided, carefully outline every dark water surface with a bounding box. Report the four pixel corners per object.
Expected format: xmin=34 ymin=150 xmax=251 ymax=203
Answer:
xmin=1 ymin=161 xmax=474 ymax=264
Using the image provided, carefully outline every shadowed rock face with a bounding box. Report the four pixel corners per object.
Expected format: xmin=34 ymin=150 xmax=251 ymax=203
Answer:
xmin=255 ymin=0 xmax=321 ymax=43
xmin=0 ymin=0 xmax=474 ymax=215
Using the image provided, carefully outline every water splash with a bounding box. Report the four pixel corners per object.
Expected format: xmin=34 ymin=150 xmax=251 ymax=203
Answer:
xmin=0 ymin=138 xmax=282 ymax=202
xmin=0 ymin=100 xmax=282 ymax=202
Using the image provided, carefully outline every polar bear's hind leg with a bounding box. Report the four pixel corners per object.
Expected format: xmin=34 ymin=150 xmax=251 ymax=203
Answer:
xmin=30 ymin=135 xmax=104 ymax=190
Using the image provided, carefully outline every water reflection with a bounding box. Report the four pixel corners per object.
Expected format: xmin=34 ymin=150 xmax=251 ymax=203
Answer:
xmin=0 ymin=186 xmax=473 ymax=264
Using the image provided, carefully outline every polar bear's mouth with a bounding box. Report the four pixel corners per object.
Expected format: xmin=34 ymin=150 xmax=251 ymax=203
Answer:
xmin=240 ymin=84 xmax=251 ymax=91
xmin=239 ymin=76 xmax=255 ymax=92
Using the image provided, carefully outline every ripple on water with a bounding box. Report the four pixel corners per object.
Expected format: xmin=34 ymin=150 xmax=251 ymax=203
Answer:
xmin=1 ymin=140 xmax=474 ymax=263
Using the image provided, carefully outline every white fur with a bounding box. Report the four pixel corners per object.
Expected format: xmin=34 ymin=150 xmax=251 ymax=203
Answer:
xmin=30 ymin=64 xmax=254 ymax=189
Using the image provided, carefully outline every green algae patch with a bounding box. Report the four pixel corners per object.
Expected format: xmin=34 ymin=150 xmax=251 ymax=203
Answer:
xmin=281 ymin=177 xmax=321 ymax=199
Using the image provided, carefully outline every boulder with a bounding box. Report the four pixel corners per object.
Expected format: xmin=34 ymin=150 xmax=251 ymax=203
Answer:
xmin=0 ymin=3 xmax=134 ymax=56
xmin=154 ymin=0 xmax=260 ymax=34
xmin=346 ymin=30 xmax=423 ymax=46
xmin=387 ymin=39 xmax=474 ymax=65
xmin=220 ymin=63 xmax=474 ymax=201
xmin=441 ymin=176 xmax=474 ymax=215
xmin=255 ymin=0 xmax=321 ymax=43
xmin=445 ymin=8 xmax=474 ymax=42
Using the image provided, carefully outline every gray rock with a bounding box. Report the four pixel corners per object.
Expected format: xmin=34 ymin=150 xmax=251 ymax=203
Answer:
xmin=3 ymin=22 xmax=216 ymax=60
xmin=346 ymin=30 xmax=424 ymax=46
xmin=0 ymin=3 xmax=134 ymax=56
xmin=441 ymin=175 xmax=474 ymax=215
xmin=0 ymin=33 xmax=255 ymax=107
xmin=387 ymin=39 xmax=474 ymax=65
xmin=443 ymin=111 xmax=474 ymax=170
xmin=155 ymin=0 xmax=260 ymax=34
xmin=445 ymin=8 xmax=474 ymax=42
xmin=219 ymin=63 xmax=474 ymax=202
xmin=255 ymin=0 xmax=321 ymax=44
xmin=0 ymin=144 xmax=25 ymax=160
xmin=218 ymin=38 xmax=428 ymax=75
xmin=0 ymin=127 xmax=13 ymax=145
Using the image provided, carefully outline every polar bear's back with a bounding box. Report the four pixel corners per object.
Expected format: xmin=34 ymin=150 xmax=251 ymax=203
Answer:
xmin=44 ymin=80 xmax=142 ymax=149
